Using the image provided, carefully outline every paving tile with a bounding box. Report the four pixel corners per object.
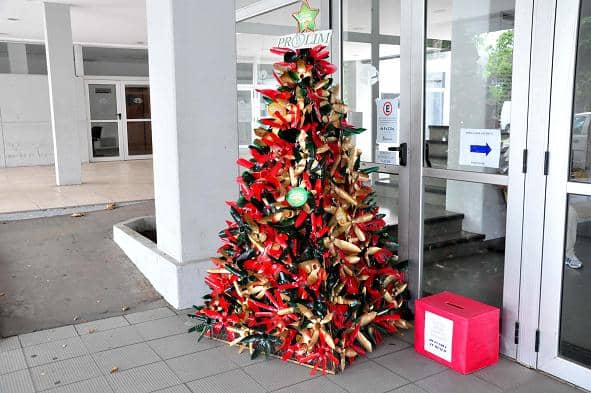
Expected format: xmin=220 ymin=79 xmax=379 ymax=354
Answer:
xmin=0 ymin=336 xmax=21 ymax=353
xmin=92 ymin=342 xmax=161 ymax=375
xmin=19 ymin=326 xmax=77 ymax=347
xmin=387 ymin=384 xmax=428 ymax=393
xmin=0 ymin=348 xmax=27 ymax=375
xmin=43 ymin=376 xmax=114 ymax=393
xmin=367 ymin=335 xmax=412 ymax=359
xmin=272 ymin=377 xmax=347 ymax=393
xmin=175 ymin=308 xmax=196 ymax=316
xmin=147 ymin=332 xmax=219 ymax=360
xmin=124 ymin=307 xmax=176 ymax=324
xmin=212 ymin=343 xmax=266 ymax=367
xmin=0 ymin=369 xmax=35 ymax=393
xmin=153 ymin=386 xmax=191 ymax=393
xmin=504 ymin=373 xmax=585 ymax=393
xmin=328 ymin=360 xmax=408 ymax=392
xmin=81 ymin=325 xmax=144 ymax=353
xmin=135 ymin=316 xmax=189 ymax=341
xmin=416 ymin=369 xmax=502 ymax=393
xmin=106 ymin=362 xmax=181 ymax=393
xmin=375 ymin=348 xmax=446 ymax=382
xmin=474 ymin=357 xmax=539 ymax=391
xmin=243 ymin=358 xmax=315 ymax=391
xmin=165 ymin=347 xmax=239 ymax=382
xmin=23 ymin=336 xmax=88 ymax=367
xmin=75 ymin=317 xmax=129 ymax=335
xmin=186 ymin=368 xmax=266 ymax=393
xmin=29 ymin=354 xmax=101 ymax=391
xmin=397 ymin=329 xmax=414 ymax=345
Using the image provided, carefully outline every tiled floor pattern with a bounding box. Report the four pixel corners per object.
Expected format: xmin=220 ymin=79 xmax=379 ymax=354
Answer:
xmin=0 ymin=307 xmax=586 ymax=393
xmin=0 ymin=160 xmax=154 ymax=213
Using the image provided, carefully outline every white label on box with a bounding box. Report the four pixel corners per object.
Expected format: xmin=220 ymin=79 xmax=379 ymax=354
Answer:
xmin=424 ymin=311 xmax=453 ymax=362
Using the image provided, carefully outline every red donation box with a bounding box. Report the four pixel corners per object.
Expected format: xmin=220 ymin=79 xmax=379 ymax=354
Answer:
xmin=414 ymin=291 xmax=500 ymax=374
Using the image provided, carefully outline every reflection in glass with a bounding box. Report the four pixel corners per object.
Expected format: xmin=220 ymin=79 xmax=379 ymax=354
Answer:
xmin=89 ymin=84 xmax=118 ymax=121
xmin=342 ymin=0 xmax=401 ymax=164
xmin=238 ymin=90 xmax=252 ymax=146
xmin=25 ymin=44 xmax=47 ymax=75
xmin=343 ymin=41 xmax=373 ymax=162
xmin=371 ymin=172 xmax=400 ymax=242
xmin=237 ymin=63 xmax=253 ymax=84
xmin=125 ymin=86 xmax=150 ymax=119
xmin=422 ymin=177 xmax=507 ymax=308
xmin=257 ymin=64 xmax=276 ymax=86
xmin=83 ymin=47 xmax=148 ymax=77
xmin=0 ymin=43 xmax=9 ymax=73
xmin=570 ymin=1 xmax=591 ymax=182
xmin=560 ymin=195 xmax=591 ymax=367
xmin=91 ymin=122 xmax=119 ymax=157
xmin=343 ymin=0 xmax=371 ymax=34
xmin=425 ymin=0 xmax=514 ymax=174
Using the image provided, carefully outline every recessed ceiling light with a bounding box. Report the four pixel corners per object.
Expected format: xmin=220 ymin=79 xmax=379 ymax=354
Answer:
xmin=7 ymin=17 xmax=20 ymax=21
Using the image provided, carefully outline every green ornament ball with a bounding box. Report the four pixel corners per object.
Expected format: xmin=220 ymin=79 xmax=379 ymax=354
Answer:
xmin=287 ymin=187 xmax=309 ymax=207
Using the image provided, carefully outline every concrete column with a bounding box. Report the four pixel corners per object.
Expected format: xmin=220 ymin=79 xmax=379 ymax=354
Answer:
xmin=43 ymin=2 xmax=81 ymax=185
xmin=7 ymin=43 xmax=28 ymax=74
xmin=146 ymin=0 xmax=238 ymax=265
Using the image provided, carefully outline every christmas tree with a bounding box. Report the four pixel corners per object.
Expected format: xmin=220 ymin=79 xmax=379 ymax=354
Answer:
xmin=190 ymin=43 xmax=410 ymax=374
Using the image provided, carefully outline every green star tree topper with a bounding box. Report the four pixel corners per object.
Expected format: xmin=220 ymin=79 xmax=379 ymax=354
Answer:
xmin=292 ymin=0 xmax=320 ymax=32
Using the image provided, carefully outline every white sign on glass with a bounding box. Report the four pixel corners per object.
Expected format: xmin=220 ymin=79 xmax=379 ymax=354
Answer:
xmin=376 ymin=150 xmax=397 ymax=165
xmin=376 ymin=98 xmax=399 ymax=144
xmin=424 ymin=311 xmax=454 ymax=362
xmin=458 ymin=128 xmax=501 ymax=168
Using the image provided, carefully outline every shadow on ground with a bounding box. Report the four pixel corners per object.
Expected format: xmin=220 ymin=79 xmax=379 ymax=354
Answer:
xmin=0 ymin=201 xmax=167 ymax=337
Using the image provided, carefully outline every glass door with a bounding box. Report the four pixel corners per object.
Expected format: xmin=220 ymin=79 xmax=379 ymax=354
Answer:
xmin=122 ymin=84 xmax=152 ymax=159
xmin=339 ymin=2 xmax=527 ymax=359
xmin=538 ymin=0 xmax=591 ymax=389
xmin=86 ymin=81 xmax=152 ymax=161
xmin=87 ymin=82 xmax=122 ymax=161
xmin=416 ymin=0 xmax=527 ymax=359
xmin=341 ymin=0 xmax=409 ymax=264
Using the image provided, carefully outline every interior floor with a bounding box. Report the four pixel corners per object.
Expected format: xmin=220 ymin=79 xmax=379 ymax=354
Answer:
xmin=0 ymin=160 xmax=154 ymax=214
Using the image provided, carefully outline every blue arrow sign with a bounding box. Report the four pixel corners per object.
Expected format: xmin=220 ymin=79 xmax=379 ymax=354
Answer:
xmin=470 ymin=143 xmax=492 ymax=156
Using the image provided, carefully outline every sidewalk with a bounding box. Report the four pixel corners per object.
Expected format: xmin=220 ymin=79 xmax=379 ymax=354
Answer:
xmin=0 ymin=201 xmax=164 ymax=337
xmin=0 ymin=306 xmax=584 ymax=393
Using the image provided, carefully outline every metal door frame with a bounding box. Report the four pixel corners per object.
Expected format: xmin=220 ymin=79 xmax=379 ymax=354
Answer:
xmin=534 ymin=0 xmax=591 ymax=389
xmin=333 ymin=0 xmax=533 ymax=360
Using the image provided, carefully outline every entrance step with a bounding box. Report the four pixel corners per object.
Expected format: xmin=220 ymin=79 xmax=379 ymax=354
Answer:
xmin=427 ymin=125 xmax=449 ymax=141
xmin=424 ymin=230 xmax=487 ymax=264
xmin=426 ymin=139 xmax=448 ymax=158
xmin=424 ymin=205 xmax=464 ymax=237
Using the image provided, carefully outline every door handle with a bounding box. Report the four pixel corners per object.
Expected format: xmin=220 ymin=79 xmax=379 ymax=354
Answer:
xmin=117 ymin=113 xmax=122 ymax=120
xmin=388 ymin=143 xmax=407 ymax=166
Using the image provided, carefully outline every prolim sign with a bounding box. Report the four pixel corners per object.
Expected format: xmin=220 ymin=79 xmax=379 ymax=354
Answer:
xmin=275 ymin=29 xmax=332 ymax=49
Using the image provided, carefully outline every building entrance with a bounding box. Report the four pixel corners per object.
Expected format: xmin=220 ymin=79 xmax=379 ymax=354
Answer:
xmin=86 ymin=80 xmax=152 ymax=162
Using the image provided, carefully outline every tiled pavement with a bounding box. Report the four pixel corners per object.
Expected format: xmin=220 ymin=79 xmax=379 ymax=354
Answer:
xmin=0 ymin=307 xmax=586 ymax=393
